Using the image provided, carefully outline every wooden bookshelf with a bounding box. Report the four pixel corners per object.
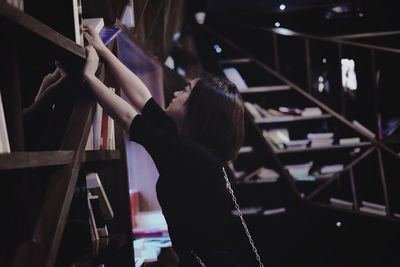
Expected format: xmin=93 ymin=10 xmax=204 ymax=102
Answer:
xmin=273 ymin=142 xmax=371 ymax=155
xmin=0 ymin=151 xmax=74 ymax=170
xmin=0 ymin=2 xmax=134 ymax=266
xmin=254 ymin=114 xmax=332 ymax=124
xmin=239 ymin=85 xmax=291 ymax=94
xmin=0 ymin=2 xmax=85 ymax=59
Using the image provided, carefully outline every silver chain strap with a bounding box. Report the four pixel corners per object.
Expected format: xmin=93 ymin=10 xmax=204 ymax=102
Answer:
xmin=222 ymin=167 xmax=265 ymax=267
xmin=191 ymin=167 xmax=265 ymax=267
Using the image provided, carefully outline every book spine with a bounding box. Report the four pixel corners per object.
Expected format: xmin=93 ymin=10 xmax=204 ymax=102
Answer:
xmin=0 ymin=91 xmax=11 ymax=153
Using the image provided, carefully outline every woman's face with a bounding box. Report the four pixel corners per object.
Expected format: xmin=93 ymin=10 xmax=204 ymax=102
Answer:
xmin=166 ymin=78 xmax=199 ymax=120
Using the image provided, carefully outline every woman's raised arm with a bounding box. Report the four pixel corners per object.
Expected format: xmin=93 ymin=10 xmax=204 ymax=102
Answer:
xmin=84 ymin=26 xmax=152 ymax=113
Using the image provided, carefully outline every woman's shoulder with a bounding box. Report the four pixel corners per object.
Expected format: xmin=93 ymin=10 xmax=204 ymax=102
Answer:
xmin=179 ymin=137 xmax=223 ymax=170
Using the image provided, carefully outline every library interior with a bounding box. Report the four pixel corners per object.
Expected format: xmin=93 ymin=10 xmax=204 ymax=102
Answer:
xmin=1 ymin=0 xmax=400 ymax=266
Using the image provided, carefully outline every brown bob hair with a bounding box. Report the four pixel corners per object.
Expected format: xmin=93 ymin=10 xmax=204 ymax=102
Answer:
xmin=185 ymin=74 xmax=244 ymax=162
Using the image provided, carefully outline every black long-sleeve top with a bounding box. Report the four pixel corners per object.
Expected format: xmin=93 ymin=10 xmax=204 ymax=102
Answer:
xmin=130 ymin=98 xmax=235 ymax=266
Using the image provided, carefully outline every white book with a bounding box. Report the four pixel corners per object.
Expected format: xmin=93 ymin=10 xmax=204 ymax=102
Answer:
xmin=223 ymin=68 xmax=248 ymax=90
xmin=262 ymin=207 xmax=286 ymax=216
xmin=284 ymin=139 xmax=309 ymax=147
xmin=0 ymin=91 xmax=11 ymax=153
xmin=361 ymin=201 xmax=386 ymax=211
xmin=232 ymin=206 xmax=262 ymax=216
xmin=86 ymin=173 xmax=114 ymax=220
xmin=72 ymin=0 xmax=83 ymax=45
xmin=121 ymin=0 xmax=135 ymax=27
xmin=83 ymin=17 xmax=105 ymax=33
xmin=353 ymin=120 xmax=375 ymax=138
xmin=320 ymin=164 xmax=344 ymax=174
xmin=360 ymin=206 xmax=386 ymax=216
xmin=310 ymin=139 xmax=334 ymax=147
xmin=330 ymin=197 xmax=353 ymax=208
xmin=85 ymin=126 xmax=94 ymax=150
xmin=239 ymin=146 xmax=253 ymax=153
xmin=92 ymin=103 xmax=103 ymax=150
xmin=285 ymin=161 xmax=313 ymax=177
xmin=339 ymin=137 xmax=361 ymax=145
xmin=87 ymin=193 xmax=100 ymax=240
xmin=301 ymin=107 xmax=322 ymax=117
xmin=307 ymin=132 xmax=334 ymax=140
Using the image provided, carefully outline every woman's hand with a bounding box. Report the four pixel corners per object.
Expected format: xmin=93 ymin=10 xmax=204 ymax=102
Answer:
xmin=35 ymin=62 xmax=67 ymax=102
xmin=83 ymin=45 xmax=99 ymax=78
xmin=83 ymin=26 xmax=108 ymax=57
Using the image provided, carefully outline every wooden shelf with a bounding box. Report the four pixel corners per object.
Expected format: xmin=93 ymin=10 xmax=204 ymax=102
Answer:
xmin=310 ymin=201 xmax=400 ymax=223
xmin=255 ymin=114 xmax=332 ymax=124
xmin=239 ymin=85 xmax=291 ymax=94
xmin=0 ymin=151 xmax=74 ymax=171
xmin=273 ymin=141 xmax=371 ymax=155
xmin=0 ymin=3 xmax=85 ymax=59
xmin=82 ymin=150 xmax=121 ymax=163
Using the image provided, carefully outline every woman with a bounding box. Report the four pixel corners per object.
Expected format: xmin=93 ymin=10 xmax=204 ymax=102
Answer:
xmin=83 ymin=27 xmax=244 ymax=266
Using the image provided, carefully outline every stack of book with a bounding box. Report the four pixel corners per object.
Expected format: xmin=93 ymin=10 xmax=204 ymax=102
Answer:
xmin=307 ymin=132 xmax=334 ymax=147
xmin=263 ymin=128 xmax=309 ymax=149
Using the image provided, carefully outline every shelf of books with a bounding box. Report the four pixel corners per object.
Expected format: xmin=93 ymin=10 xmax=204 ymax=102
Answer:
xmin=206 ymin=25 xmax=400 ymax=223
xmin=0 ymin=1 xmax=134 ymax=266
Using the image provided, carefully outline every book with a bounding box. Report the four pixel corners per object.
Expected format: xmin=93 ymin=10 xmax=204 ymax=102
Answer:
xmin=232 ymin=206 xmax=262 ymax=216
xmin=262 ymin=207 xmax=286 ymax=216
xmin=339 ymin=137 xmax=360 ymax=145
xmin=360 ymin=206 xmax=386 ymax=216
xmin=330 ymin=197 xmax=353 ymax=209
xmin=100 ymin=26 xmax=122 ymax=46
xmin=87 ymin=193 xmax=100 ymax=241
xmin=310 ymin=139 xmax=334 ymax=147
xmin=86 ymin=173 xmax=114 ymax=220
xmin=320 ymin=164 xmax=344 ymax=174
xmin=0 ymin=91 xmax=11 ymax=153
xmin=284 ymin=139 xmax=309 ymax=148
xmin=285 ymin=162 xmax=313 ymax=178
xmin=92 ymin=103 xmax=103 ymax=150
xmin=263 ymin=128 xmax=290 ymax=149
xmin=121 ymin=0 xmax=135 ymax=27
xmin=72 ymin=0 xmax=84 ymax=45
xmin=307 ymin=132 xmax=334 ymax=140
xmin=361 ymin=201 xmax=386 ymax=210
xmin=301 ymin=107 xmax=322 ymax=117
xmin=89 ymin=194 xmax=109 ymax=237
xmin=83 ymin=17 xmax=105 ymax=33
xmin=223 ymin=67 xmax=248 ymax=90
